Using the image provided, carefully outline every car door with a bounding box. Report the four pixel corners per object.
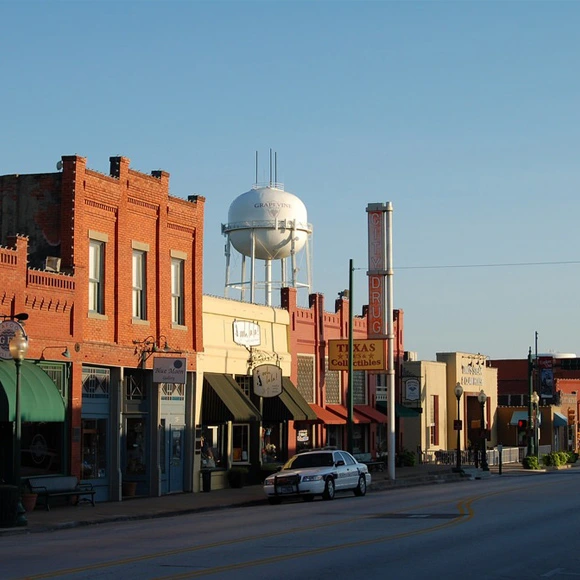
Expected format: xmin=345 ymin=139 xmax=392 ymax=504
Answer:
xmin=339 ymin=451 xmax=360 ymax=489
xmin=332 ymin=451 xmax=350 ymax=490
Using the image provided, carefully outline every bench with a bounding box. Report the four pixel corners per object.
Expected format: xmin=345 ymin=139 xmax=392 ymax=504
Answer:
xmin=28 ymin=476 xmax=96 ymax=511
xmin=354 ymin=453 xmax=385 ymax=472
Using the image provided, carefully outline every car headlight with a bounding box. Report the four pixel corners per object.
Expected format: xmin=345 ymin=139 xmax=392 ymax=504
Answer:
xmin=301 ymin=475 xmax=324 ymax=482
xmin=264 ymin=477 xmax=275 ymax=486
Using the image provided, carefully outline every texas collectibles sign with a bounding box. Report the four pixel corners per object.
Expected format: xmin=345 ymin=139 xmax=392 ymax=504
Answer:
xmin=153 ymin=357 xmax=187 ymax=384
xmin=0 ymin=320 xmax=26 ymax=360
xmin=252 ymin=364 xmax=282 ymax=398
xmin=328 ymin=339 xmax=387 ymax=371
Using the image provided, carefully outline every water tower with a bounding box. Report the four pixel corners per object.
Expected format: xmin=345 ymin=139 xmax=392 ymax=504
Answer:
xmin=222 ymin=153 xmax=313 ymax=306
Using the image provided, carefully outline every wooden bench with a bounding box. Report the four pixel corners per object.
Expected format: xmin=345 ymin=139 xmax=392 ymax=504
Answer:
xmin=354 ymin=453 xmax=385 ymax=472
xmin=28 ymin=476 xmax=96 ymax=511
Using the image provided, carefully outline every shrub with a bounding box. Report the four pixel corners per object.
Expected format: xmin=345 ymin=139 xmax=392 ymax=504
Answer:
xmin=522 ymin=455 xmax=540 ymax=470
xmin=567 ymin=451 xmax=579 ymax=464
xmin=542 ymin=451 xmax=568 ymax=467
xmin=396 ymin=449 xmax=416 ymax=467
xmin=227 ymin=466 xmax=249 ymax=488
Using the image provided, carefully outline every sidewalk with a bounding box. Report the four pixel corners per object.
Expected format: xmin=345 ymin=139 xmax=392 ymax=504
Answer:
xmin=0 ymin=462 xmax=537 ymax=537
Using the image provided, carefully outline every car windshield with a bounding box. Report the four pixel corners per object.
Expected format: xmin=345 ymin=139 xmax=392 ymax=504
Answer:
xmin=285 ymin=452 xmax=335 ymax=469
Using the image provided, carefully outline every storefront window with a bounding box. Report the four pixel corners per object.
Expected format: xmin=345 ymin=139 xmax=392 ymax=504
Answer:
xmin=296 ymin=425 xmax=312 ymax=452
xmin=126 ymin=417 xmax=146 ymax=475
xmin=352 ymin=425 xmax=364 ymax=455
xmin=21 ymin=423 xmax=64 ymax=477
xmin=261 ymin=425 xmax=278 ymax=463
xmin=201 ymin=425 xmax=225 ymax=468
xmin=82 ymin=419 xmax=107 ymax=479
xmin=326 ymin=425 xmax=340 ymax=448
xmin=232 ymin=424 xmax=249 ymax=463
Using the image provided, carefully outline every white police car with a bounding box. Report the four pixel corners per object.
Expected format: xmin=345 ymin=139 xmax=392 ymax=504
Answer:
xmin=263 ymin=448 xmax=371 ymax=504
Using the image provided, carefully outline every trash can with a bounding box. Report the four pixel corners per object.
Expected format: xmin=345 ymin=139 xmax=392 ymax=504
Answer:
xmin=201 ymin=470 xmax=211 ymax=492
xmin=0 ymin=484 xmax=19 ymax=528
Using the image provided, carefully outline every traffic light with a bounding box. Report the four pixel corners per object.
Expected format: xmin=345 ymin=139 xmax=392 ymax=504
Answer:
xmin=517 ymin=419 xmax=528 ymax=429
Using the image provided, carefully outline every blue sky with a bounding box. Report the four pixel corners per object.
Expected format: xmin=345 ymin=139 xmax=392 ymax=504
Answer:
xmin=2 ymin=1 xmax=580 ymax=360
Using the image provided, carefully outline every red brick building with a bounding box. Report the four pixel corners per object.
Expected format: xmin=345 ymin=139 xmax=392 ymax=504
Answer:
xmin=492 ymin=356 xmax=579 ymax=452
xmin=281 ymin=287 xmax=405 ymax=458
xmin=0 ymin=155 xmax=204 ymax=500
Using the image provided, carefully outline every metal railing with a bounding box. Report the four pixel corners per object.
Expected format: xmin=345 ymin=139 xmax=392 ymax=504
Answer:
xmin=421 ymin=446 xmax=550 ymax=466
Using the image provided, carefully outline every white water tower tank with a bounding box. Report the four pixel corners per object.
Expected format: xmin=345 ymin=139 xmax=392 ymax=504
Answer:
xmin=227 ymin=186 xmax=309 ymax=260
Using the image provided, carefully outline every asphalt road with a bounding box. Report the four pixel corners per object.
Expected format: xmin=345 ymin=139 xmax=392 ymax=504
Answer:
xmin=2 ymin=468 xmax=579 ymax=580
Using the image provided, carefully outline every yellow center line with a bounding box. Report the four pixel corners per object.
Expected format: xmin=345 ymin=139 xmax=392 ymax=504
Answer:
xmin=26 ymin=484 xmax=530 ymax=580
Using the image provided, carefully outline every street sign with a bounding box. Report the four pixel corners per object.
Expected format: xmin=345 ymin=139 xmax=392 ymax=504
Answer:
xmin=453 ymin=419 xmax=462 ymax=431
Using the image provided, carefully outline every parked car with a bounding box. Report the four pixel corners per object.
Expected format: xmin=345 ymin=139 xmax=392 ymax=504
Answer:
xmin=263 ymin=448 xmax=371 ymax=504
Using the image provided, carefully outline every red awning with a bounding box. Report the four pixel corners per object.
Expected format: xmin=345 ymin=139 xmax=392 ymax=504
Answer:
xmin=326 ymin=404 xmax=371 ymax=424
xmin=354 ymin=405 xmax=388 ymax=423
xmin=309 ymin=404 xmax=346 ymax=425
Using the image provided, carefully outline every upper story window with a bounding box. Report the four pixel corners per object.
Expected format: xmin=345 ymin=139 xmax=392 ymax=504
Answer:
xmin=88 ymin=236 xmax=105 ymax=314
xmin=132 ymin=249 xmax=147 ymax=320
xmin=171 ymin=257 xmax=184 ymax=326
xmin=353 ymin=371 xmax=366 ymax=405
xmin=297 ymin=355 xmax=315 ymax=404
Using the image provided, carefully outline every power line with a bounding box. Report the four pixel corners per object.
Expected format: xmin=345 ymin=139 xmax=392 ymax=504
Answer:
xmin=396 ymin=260 xmax=580 ymax=271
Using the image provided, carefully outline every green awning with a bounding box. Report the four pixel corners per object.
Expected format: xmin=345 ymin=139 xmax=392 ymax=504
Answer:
xmin=0 ymin=360 xmax=66 ymax=422
xmin=262 ymin=377 xmax=317 ymax=422
xmin=202 ymin=373 xmax=261 ymax=423
xmin=553 ymin=412 xmax=568 ymax=427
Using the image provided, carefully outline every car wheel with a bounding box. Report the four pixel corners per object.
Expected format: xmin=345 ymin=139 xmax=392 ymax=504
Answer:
xmin=268 ymin=497 xmax=282 ymax=505
xmin=322 ymin=477 xmax=335 ymax=500
xmin=354 ymin=474 xmax=367 ymax=497
xmin=302 ymin=494 xmax=314 ymax=502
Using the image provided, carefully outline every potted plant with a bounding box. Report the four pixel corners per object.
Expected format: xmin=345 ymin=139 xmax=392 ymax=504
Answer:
xmin=227 ymin=466 xmax=249 ymax=488
xmin=20 ymin=480 xmax=38 ymax=513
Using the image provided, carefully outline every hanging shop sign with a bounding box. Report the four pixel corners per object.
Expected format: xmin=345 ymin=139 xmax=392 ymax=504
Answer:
xmin=153 ymin=357 xmax=187 ymax=384
xmin=328 ymin=339 xmax=387 ymax=371
xmin=0 ymin=320 xmax=26 ymax=360
xmin=252 ymin=364 xmax=282 ymax=398
xmin=404 ymin=378 xmax=420 ymax=401
xmin=233 ymin=320 xmax=261 ymax=347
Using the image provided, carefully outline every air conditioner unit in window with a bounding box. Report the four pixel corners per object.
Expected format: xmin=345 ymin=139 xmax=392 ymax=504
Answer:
xmin=45 ymin=256 xmax=61 ymax=272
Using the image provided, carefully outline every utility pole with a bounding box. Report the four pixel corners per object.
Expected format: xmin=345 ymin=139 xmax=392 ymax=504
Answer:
xmin=527 ymin=346 xmax=534 ymax=457
xmin=347 ymin=259 xmax=354 ymax=454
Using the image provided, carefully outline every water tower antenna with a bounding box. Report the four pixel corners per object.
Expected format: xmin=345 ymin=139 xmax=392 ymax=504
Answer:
xmin=275 ymin=151 xmax=278 ymax=184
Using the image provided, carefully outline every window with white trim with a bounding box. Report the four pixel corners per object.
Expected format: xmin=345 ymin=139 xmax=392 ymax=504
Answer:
xmin=171 ymin=258 xmax=184 ymax=325
xmin=132 ymin=250 xmax=147 ymax=320
xmin=89 ymin=239 xmax=104 ymax=314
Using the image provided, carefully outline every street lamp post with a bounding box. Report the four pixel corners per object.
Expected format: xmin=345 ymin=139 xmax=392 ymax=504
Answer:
xmin=9 ymin=328 xmax=29 ymax=526
xmin=454 ymin=383 xmax=463 ymax=472
xmin=531 ymin=390 xmax=540 ymax=457
xmin=478 ymin=389 xmax=489 ymax=471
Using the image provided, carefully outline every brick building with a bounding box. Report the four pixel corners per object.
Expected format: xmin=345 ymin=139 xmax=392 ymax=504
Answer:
xmin=0 ymin=155 xmax=204 ymax=500
xmin=281 ymin=287 xmax=406 ymax=458
xmin=492 ymin=356 xmax=579 ymax=452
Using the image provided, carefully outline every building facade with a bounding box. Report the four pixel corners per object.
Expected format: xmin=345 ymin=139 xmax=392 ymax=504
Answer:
xmin=0 ymin=155 xmax=204 ymax=500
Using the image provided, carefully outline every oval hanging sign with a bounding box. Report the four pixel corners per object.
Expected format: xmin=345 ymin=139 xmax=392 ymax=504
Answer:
xmin=252 ymin=364 xmax=282 ymax=398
